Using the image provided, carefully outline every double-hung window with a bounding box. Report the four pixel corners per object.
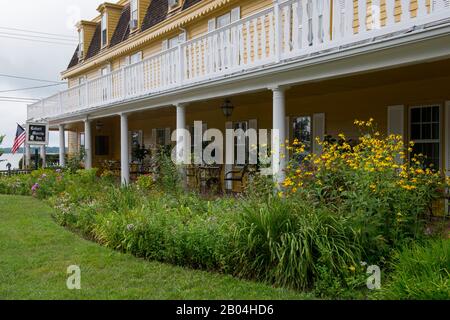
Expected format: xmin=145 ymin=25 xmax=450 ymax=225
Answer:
xmin=130 ymin=0 xmax=138 ymax=30
xmin=130 ymin=131 xmax=143 ymax=163
xmin=292 ymin=116 xmax=312 ymax=161
xmin=79 ymin=132 xmax=85 ymax=153
xmin=233 ymin=121 xmax=248 ymax=165
xmin=217 ymin=13 xmax=231 ymax=29
xmin=168 ymin=36 xmax=179 ymax=49
xmin=101 ymin=65 xmax=110 ymax=101
xmin=410 ymin=105 xmax=441 ymax=170
xmin=101 ymin=14 xmax=107 ymax=47
xmin=154 ymin=128 xmax=166 ymax=146
xmin=130 ymin=51 xmax=142 ymax=64
xmin=78 ymin=29 xmax=84 ymax=59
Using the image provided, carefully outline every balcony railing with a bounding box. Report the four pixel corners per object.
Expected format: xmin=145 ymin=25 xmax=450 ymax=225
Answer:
xmin=28 ymin=0 xmax=450 ymax=120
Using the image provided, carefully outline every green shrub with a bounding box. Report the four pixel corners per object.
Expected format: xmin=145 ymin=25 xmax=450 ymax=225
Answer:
xmin=375 ymin=239 xmax=450 ymax=300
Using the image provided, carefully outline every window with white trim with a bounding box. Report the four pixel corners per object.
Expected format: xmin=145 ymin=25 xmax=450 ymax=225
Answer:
xmin=410 ymin=105 xmax=441 ymax=170
xmin=168 ymin=36 xmax=179 ymax=49
xmin=101 ymin=65 xmax=110 ymax=100
xmin=155 ymin=128 xmax=166 ymax=146
xmin=130 ymin=0 xmax=138 ymax=30
xmin=79 ymin=132 xmax=85 ymax=152
xmin=130 ymin=51 xmax=142 ymax=64
xmin=233 ymin=121 xmax=249 ymax=165
xmin=292 ymin=116 xmax=312 ymax=160
xmin=78 ymin=29 xmax=84 ymax=60
xmin=131 ymin=130 xmax=143 ymax=163
xmin=101 ymin=13 xmax=107 ymax=47
xmin=217 ymin=12 xmax=231 ymax=28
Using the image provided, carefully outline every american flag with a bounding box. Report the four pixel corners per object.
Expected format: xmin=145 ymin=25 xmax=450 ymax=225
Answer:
xmin=12 ymin=124 xmax=26 ymax=154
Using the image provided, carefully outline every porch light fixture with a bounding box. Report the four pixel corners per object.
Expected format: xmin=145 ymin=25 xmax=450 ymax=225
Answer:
xmin=221 ymin=98 xmax=234 ymax=117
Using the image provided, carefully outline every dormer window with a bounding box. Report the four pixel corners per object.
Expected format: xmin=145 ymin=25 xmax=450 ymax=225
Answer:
xmin=101 ymin=13 xmax=107 ymax=47
xmin=130 ymin=0 xmax=138 ymax=30
xmin=78 ymin=29 xmax=84 ymax=60
xmin=168 ymin=0 xmax=180 ymax=10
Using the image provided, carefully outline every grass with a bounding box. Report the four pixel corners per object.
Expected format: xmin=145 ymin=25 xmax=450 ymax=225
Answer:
xmin=0 ymin=195 xmax=311 ymax=300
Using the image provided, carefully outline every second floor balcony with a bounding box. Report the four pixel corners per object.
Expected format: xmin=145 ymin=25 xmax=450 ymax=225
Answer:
xmin=28 ymin=0 xmax=450 ymax=121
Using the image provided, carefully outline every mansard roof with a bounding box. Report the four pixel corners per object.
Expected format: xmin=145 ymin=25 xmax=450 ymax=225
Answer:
xmin=67 ymin=0 xmax=205 ymax=71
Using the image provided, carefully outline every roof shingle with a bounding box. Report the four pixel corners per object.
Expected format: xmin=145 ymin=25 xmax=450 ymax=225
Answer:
xmin=85 ymin=24 xmax=101 ymax=60
xmin=183 ymin=0 xmax=203 ymax=10
xmin=110 ymin=5 xmax=130 ymax=48
xmin=67 ymin=0 xmax=206 ymax=70
xmin=141 ymin=0 xmax=169 ymax=31
xmin=68 ymin=45 xmax=80 ymax=69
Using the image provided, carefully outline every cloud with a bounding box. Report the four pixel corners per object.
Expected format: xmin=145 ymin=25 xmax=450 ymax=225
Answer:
xmin=0 ymin=0 xmax=102 ymax=148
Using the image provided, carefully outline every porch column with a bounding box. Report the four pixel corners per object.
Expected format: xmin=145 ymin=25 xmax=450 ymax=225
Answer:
xmin=176 ymin=103 xmax=188 ymax=164
xmin=84 ymin=119 xmax=92 ymax=169
xmin=40 ymin=145 xmax=46 ymax=168
xmin=25 ymin=142 xmax=31 ymax=169
xmin=58 ymin=124 xmax=65 ymax=167
xmin=271 ymin=86 xmax=288 ymax=185
xmin=176 ymin=103 xmax=188 ymax=187
xmin=120 ymin=113 xmax=130 ymax=185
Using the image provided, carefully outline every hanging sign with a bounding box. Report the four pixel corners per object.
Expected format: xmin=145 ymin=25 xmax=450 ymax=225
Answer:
xmin=26 ymin=122 xmax=49 ymax=145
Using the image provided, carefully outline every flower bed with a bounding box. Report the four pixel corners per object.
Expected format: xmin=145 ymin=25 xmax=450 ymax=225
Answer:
xmin=0 ymin=120 xmax=447 ymax=299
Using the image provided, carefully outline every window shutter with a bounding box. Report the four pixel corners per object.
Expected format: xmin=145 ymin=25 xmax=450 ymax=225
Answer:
xmin=208 ymin=18 xmax=216 ymax=32
xmin=387 ymin=105 xmax=405 ymax=138
xmin=445 ymin=102 xmax=450 ymax=176
xmin=151 ymin=128 xmax=157 ymax=147
xmin=231 ymin=7 xmax=241 ymax=22
xmin=128 ymin=131 xmax=132 ymax=162
xmin=248 ymin=119 xmax=258 ymax=165
xmin=313 ymin=113 xmax=325 ymax=154
xmin=388 ymin=105 xmax=405 ymax=164
xmin=225 ymin=121 xmax=233 ymax=190
xmin=249 ymin=119 xmax=258 ymax=131
xmin=162 ymin=39 xmax=169 ymax=50
xmin=165 ymin=127 xmax=171 ymax=146
xmin=178 ymin=31 xmax=187 ymax=43
xmin=285 ymin=116 xmax=290 ymax=162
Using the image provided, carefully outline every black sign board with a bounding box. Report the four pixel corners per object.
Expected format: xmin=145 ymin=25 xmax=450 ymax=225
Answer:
xmin=26 ymin=123 xmax=49 ymax=145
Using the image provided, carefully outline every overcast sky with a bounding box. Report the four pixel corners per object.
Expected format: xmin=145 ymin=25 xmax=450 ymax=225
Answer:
xmin=0 ymin=0 xmax=103 ymax=148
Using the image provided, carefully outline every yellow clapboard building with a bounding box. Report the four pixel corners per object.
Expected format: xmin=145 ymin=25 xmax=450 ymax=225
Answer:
xmin=26 ymin=0 xmax=450 ymax=197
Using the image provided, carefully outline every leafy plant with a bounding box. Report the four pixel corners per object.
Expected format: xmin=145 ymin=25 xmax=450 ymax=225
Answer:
xmin=283 ymin=119 xmax=445 ymax=260
xmin=374 ymin=239 xmax=450 ymax=300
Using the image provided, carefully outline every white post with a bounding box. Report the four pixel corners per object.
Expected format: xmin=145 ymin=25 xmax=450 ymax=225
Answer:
xmin=84 ymin=119 xmax=92 ymax=170
xmin=176 ymin=103 xmax=188 ymax=188
xmin=271 ymin=86 xmax=287 ymax=185
xmin=25 ymin=142 xmax=31 ymax=169
xmin=40 ymin=145 xmax=46 ymax=168
xmin=120 ymin=113 xmax=130 ymax=185
xmin=176 ymin=103 xmax=188 ymax=164
xmin=58 ymin=124 xmax=66 ymax=167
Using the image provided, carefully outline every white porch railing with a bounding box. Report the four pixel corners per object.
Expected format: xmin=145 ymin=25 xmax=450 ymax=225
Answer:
xmin=27 ymin=0 xmax=450 ymax=120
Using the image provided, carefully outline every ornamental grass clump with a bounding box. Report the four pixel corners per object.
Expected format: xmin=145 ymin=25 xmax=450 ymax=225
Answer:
xmin=231 ymin=197 xmax=364 ymax=290
xmin=282 ymin=119 xmax=446 ymax=259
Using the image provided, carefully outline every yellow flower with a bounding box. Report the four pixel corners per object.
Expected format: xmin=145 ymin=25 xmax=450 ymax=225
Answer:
xmin=349 ymin=266 xmax=356 ymax=272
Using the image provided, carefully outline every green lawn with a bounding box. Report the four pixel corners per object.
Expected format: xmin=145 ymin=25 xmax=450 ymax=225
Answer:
xmin=0 ymin=195 xmax=310 ymax=300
